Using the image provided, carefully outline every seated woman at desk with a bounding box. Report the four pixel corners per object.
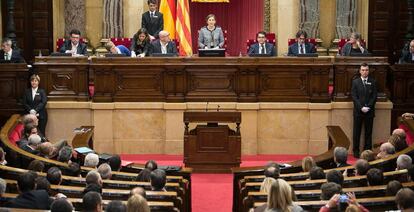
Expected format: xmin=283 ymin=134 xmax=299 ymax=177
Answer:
xmin=340 ymin=32 xmax=369 ymax=56
xmin=130 ymin=28 xmax=152 ymax=57
xmin=198 ymin=14 xmax=225 ymax=49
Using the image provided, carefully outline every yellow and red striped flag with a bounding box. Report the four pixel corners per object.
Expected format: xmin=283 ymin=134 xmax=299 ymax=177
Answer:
xmin=159 ymin=0 xmax=176 ymax=39
xmin=176 ymin=0 xmax=193 ymax=56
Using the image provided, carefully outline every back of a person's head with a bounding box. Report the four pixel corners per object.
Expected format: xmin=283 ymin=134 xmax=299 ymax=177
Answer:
xmin=309 ymin=166 xmax=326 ymax=180
xmin=108 ymin=155 xmax=122 ymax=171
xmin=396 ymin=188 xmax=414 ymax=210
xmin=267 ymin=179 xmax=293 ymax=211
xmin=39 ymin=142 xmax=53 ymax=157
xmin=260 ymin=177 xmax=276 ymax=193
xmin=0 ymin=178 xmax=6 ymax=196
xmin=86 ymin=170 xmax=103 ymax=186
xmin=137 ymin=168 xmax=152 ymax=182
xmin=17 ymin=171 xmax=36 ymax=192
xmin=130 ymin=186 xmax=147 ymax=199
xmin=345 ymin=204 xmax=360 ymax=212
xmin=57 ymin=146 xmax=73 ymax=163
xmin=63 ymin=162 xmax=81 ymax=177
xmin=51 ymin=198 xmax=73 ymax=212
xmin=397 ymin=154 xmax=413 ymax=170
xmin=326 ymin=170 xmax=344 ymax=185
xmin=380 ymin=142 xmax=396 ymax=155
xmin=320 ymin=182 xmax=342 ymax=200
xmin=127 ymin=194 xmax=150 ymax=212
xmin=106 ymin=200 xmax=127 ymax=212
xmin=389 ymin=133 xmax=408 ymax=152
xmin=355 ymin=159 xmax=370 ymax=176
xmin=145 ymin=160 xmax=158 ymax=171
xmin=334 ymin=147 xmax=348 ymax=164
xmin=301 ymin=156 xmax=315 ymax=172
xmin=83 ymin=183 xmax=103 ymax=195
xmin=265 ymin=161 xmax=280 ymax=169
xmin=386 ymin=180 xmax=403 ymax=196
xmin=36 ymin=176 xmax=51 ymax=194
xmin=360 ymin=150 xmax=376 ymax=162
xmin=22 ymin=114 xmax=37 ymax=126
xmin=366 ymin=168 xmax=384 ymax=186
xmin=150 ymin=169 xmax=166 ymax=190
xmin=47 ymin=166 xmax=62 ymax=185
xmin=82 ymin=191 xmax=102 ymax=212
xmin=27 ymin=160 xmax=45 ymax=172
xmin=28 ymin=134 xmax=42 ymax=146
xmin=264 ymin=166 xmax=280 ymax=179
xmin=97 ymin=163 xmax=112 ymax=180
xmin=84 ymin=153 xmax=99 ymax=168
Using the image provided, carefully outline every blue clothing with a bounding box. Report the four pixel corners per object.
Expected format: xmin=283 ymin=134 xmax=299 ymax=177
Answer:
xmin=116 ymin=45 xmax=131 ymax=56
xmin=248 ymin=42 xmax=276 ymax=56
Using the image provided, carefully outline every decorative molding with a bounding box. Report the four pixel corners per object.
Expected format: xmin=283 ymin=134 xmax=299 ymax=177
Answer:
xmin=299 ymin=0 xmax=320 ymax=38
xmin=335 ymin=0 xmax=357 ymax=38
xmin=264 ymin=0 xmax=271 ymax=32
xmin=64 ymin=0 xmax=86 ymax=37
xmin=103 ymin=0 xmax=124 ymax=38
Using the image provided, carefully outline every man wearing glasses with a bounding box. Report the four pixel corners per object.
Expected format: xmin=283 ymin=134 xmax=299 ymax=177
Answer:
xmin=288 ymin=30 xmax=316 ymax=56
xmin=59 ymin=29 xmax=88 ymax=56
xmin=248 ymin=31 xmax=276 ymax=56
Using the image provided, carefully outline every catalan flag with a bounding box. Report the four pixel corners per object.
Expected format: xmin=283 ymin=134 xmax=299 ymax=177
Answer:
xmin=176 ymin=0 xmax=193 ymax=56
xmin=159 ymin=0 xmax=176 ymax=39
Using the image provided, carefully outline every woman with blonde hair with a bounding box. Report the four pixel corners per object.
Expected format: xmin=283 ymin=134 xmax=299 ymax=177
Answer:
xmin=301 ymin=156 xmax=316 ymax=172
xmin=265 ymin=179 xmax=303 ymax=212
xmin=260 ymin=177 xmax=276 ymax=194
xmin=127 ymin=194 xmax=150 ymax=212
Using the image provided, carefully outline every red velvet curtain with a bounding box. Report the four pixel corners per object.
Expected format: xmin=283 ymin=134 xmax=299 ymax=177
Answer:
xmin=189 ymin=0 xmax=264 ymax=56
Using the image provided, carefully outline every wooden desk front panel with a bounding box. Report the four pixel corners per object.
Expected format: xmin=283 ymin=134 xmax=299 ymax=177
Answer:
xmin=33 ymin=57 xmax=89 ymax=101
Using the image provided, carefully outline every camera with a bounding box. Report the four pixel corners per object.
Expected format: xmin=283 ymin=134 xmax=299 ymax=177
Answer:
xmin=339 ymin=194 xmax=348 ymax=203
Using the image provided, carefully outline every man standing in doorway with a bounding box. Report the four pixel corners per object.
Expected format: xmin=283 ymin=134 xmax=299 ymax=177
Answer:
xmin=351 ymin=63 xmax=378 ymax=158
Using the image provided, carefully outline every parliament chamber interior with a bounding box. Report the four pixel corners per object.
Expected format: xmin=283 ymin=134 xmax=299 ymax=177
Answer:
xmin=1 ymin=0 xmax=414 ymax=211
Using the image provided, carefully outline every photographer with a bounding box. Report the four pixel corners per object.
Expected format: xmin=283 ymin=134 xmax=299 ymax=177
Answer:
xmin=320 ymin=192 xmax=369 ymax=212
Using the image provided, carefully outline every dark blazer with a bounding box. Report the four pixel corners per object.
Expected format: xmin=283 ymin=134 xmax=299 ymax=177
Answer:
xmin=59 ymin=40 xmax=88 ymax=55
xmin=288 ymin=42 xmax=316 ymax=56
xmin=248 ymin=42 xmax=276 ymax=56
xmin=399 ymin=50 xmax=414 ymax=64
xmin=341 ymin=42 xmax=369 ymax=56
xmin=131 ymin=40 xmax=153 ymax=56
xmin=151 ymin=40 xmax=177 ymax=55
xmin=22 ymin=88 xmax=48 ymax=120
xmin=141 ymin=11 xmax=164 ymax=38
xmin=0 ymin=49 xmax=25 ymax=63
xmin=5 ymin=190 xmax=52 ymax=209
xmin=21 ymin=144 xmax=40 ymax=155
xmin=351 ymin=77 xmax=378 ymax=118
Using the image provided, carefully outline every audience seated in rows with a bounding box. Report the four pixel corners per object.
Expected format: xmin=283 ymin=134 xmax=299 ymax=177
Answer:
xmin=301 ymin=156 xmax=315 ymax=172
xmin=366 ymin=168 xmax=384 ymax=186
xmin=127 ymin=194 xmax=150 ymax=212
xmin=83 ymin=191 xmax=102 ymax=212
xmin=106 ymin=200 xmax=127 ymax=212
xmin=334 ymin=147 xmax=350 ymax=168
xmin=27 ymin=160 xmax=45 ymax=172
xmin=47 ymin=166 xmax=62 ymax=185
xmin=9 ymin=114 xmax=38 ymax=145
xmin=5 ymin=171 xmax=52 ymax=209
xmin=377 ymin=142 xmax=396 ymax=159
xmin=150 ymin=169 xmax=167 ymax=191
xmin=98 ymin=163 xmax=112 ymax=180
xmin=309 ymin=166 xmax=326 ymax=180
xmin=108 ymin=154 xmax=122 ymax=172
xmin=84 ymin=153 xmax=99 ymax=168
xmin=386 ymin=180 xmax=403 ymax=196
xmin=17 ymin=124 xmax=38 ymax=148
xmin=360 ymin=150 xmax=376 ymax=162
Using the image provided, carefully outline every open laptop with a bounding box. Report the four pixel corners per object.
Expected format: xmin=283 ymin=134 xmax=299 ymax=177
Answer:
xmin=151 ymin=53 xmax=178 ymax=57
xmin=50 ymin=52 xmax=72 ymax=57
xmin=198 ymin=49 xmax=225 ymax=57
xmin=105 ymin=53 xmax=128 ymax=57
xmin=296 ymin=53 xmax=318 ymax=57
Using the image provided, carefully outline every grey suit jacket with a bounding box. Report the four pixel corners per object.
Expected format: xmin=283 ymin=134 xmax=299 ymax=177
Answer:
xmin=198 ymin=26 xmax=225 ymax=49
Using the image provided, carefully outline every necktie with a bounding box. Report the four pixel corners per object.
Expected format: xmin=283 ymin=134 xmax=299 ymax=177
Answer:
xmin=260 ymin=44 xmax=265 ymax=54
xmin=151 ymin=12 xmax=154 ymax=18
xmin=300 ymin=45 xmax=304 ymax=54
xmin=4 ymin=53 xmax=8 ymax=60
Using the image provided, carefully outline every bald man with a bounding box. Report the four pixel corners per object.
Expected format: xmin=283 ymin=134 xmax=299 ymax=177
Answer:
xmin=151 ymin=31 xmax=177 ymax=56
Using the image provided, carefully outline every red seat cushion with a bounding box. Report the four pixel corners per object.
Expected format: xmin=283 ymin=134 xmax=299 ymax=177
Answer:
xmin=110 ymin=38 xmax=133 ymax=49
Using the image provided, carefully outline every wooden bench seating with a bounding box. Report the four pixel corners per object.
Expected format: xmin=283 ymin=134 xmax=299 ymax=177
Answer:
xmin=1 ymin=193 xmax=178 ymax=212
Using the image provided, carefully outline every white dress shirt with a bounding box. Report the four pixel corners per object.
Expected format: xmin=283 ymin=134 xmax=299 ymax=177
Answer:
xmin=298 ymin=43 xmax=306 ymax=54
xmin=161 ymin=42 xmax=168 ymax=54
xmin=4 ymin=49 xmax=12 ymax=60
xmin=259 ymin=43 xmax=266 ymax=54
xmin=32 ymin=87 xmax=38 ymax=100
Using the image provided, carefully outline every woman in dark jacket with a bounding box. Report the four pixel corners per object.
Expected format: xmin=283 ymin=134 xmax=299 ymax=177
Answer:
xmin=131 ymin=28 xmax=152 ymax=57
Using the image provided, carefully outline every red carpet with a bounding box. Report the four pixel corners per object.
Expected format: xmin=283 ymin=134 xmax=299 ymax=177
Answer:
xmin=120 ymin=154 xmax=357 ymax=212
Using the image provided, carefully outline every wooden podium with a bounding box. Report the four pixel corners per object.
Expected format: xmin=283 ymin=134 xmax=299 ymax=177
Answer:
xmin=183 ymin=112 xmax=241 ymax=173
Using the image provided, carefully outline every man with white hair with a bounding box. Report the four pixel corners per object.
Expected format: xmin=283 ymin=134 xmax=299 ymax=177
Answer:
xmin=84 ymin=153 xmax=99 ymax=168
xmin=21 ymin=134 xmax=41 ymax=155
xmin=397 ymin=154 xmax=413 ymax=170
xmin=0 ymin=37 xmax=24 ymax=63
xmin=151 ymin=30 xmax=177 ymax=55
xmin=86 ymin=170 xmax=103 ymax=186
xmin=377 ymin=142 xmax=396 ymax=159
xmin=334 ymin=147 xmax=350 ymax=167
xmin=97 ymin=163 xmax=112 ymax=180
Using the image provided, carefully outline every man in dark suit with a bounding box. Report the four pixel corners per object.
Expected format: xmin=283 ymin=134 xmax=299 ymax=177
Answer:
xmin=248 ymin=31 xmax=276 ymax=56
xmin=22 ymin=74 xmax=48 ymax=136
xmin=59 ymin=29 xmax=88 ymax=56
xmin=5 ymin=172 xmax=52 ymax=209
xmin=151 ymin=31 xmax=177 ymax=55
xmin=141 ymin=0 xmax=164 ymax=40
xmin=288 ymin=30 xmax=316 ymax=56
xmin=351 ymin=63 xmax=377 ymax=158
xmin=0 ymin=38 xmax=25 ymax=63
xmin=399 ymin=39 xmax=414 ymax=64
